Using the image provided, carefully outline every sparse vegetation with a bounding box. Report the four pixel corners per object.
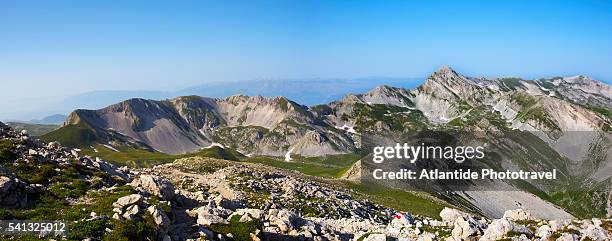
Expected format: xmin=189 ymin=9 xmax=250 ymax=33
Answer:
xmin=0 ymin=139 xmax=19 ymax=162
xmin=499 ymin=78 xmax=524 ymax=91
xmin=244 ymin=154 xmax=358 ymax=179
xmin=8 ymin=162 xmax=56 ymax=184
xmin=587 ymin=106 xmax=612 ymax=119
xmin=209 ymin=214 xmax=263 ymax=241
xmin=310 ymin=104 xmax=333 ymax=116
xmin=353 ymin=103 xmax=428 ymax=132
xmin=347 ymin=183 xmax=446 ymax=218
xmin=103 ymin=214 xmax=157 ymax=241
xmin=420 ymin=225 xmax=451 ymax=238
xmin=1 ymin=183 xmax=136 ymax=240
xmin=536 ymin=78 xmax=558 ymax=90
xmin=79 ymin=144 xmax=244 ymax=167
xmin=81 ymin=145 xmax=176 ymax=167
xmin=517 ymin=106 xmax=560 ymax=130
xmin=277 ymin=97 xmax=290 ymax=111
xmin=68 ymin=218 xmax=109 ymax=240
xmin=548 ymin=188 xmax=609 ymax=219
xmin=511 ymin=93 xmax=560 ymax=131
xmin=454 ymin=100 xmax=472 ymax=112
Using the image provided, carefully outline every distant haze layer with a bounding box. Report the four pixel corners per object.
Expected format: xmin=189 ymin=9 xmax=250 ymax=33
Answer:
xmin=0 ymin=77 xmax=421 ymax=121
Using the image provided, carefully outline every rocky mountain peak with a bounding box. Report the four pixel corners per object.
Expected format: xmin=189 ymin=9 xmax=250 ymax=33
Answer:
xmin=64 ymin=110 xmax=84 ymax=126
xmin=224 ymin=94 xmax=284 ymax=105
xmin=563 ymin=75 xmax=611 ymax=96
xmin=538 ymin=75 xmax=612 ymax=108
xmin=417 ymin=66 xmax=482 ymax=104
xmin=224 ymin=94 xmax=249 ymax=103
xmin=422 ymin=66 xmax=476 ymax=90
xmin=337 ymin=94 xmax=362 ymax=104
xmin=116 ymin=98 xmax=151 ymax=108
xmin=172 ymin=95 xmax=205 ymax=103
xmin=367 ymin=85 xmax=397 ymax=96
xmin=435 ymin=65 xmax=456 ymax=74
xmin=272 ymin=96 xmax=291 ymax=105
xmin=562 ymin=75 xmax=592 ymax=84
xmin=98 ymin=98 xmax=170 ymax=118
xmin=431 ymin=65 xmax=462 ymax=80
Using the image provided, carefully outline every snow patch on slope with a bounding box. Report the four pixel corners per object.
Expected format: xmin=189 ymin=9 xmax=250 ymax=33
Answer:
xmin=335 ymin=124 xmax=357 ymax=134
xmin=284 ymin=147 xmax=295 ymax=162
xmin=203 ymin=142 xmax=225 ymax=149
xmin=103 ymin=144 xmax=119 ymax=152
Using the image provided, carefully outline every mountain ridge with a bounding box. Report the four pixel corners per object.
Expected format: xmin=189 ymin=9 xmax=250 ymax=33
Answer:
xmin=47 ymin=66 xmax=611 ymax=157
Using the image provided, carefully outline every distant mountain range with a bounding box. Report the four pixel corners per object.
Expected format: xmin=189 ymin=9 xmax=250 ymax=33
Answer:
xmin=5 ymin=114 xmax=68 ymax=125
xmin=45 ymin=66 xmax=611 ymax=156
xmin=28 ymin=114 xmax=67 ymax=125
xmin=40 ymin=66 xmax=612 ymax=219
xmin=3 ymin=77 xmax=421 ymax=122
xmin=2 ymin=114 xmax=66 ymax=137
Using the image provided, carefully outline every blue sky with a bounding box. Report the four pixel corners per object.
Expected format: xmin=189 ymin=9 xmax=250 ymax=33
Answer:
xmin=1 ymin=0 xmax=611 ymax=119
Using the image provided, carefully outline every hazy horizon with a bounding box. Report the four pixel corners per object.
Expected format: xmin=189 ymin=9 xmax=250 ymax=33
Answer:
xmin=3 ymin=71 xmax=611 ymax=122
xmin=0 ymin=76 xmax=425 ymax=121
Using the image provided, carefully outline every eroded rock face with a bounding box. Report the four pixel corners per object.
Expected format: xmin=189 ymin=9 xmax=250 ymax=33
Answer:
xmin=188 ymin=202 xmax=232 ymax=227
xmin=93 ymin=157 xmax=130 ymax=181
xmin=440 ymin=207 xmax=471 ymax=225
xmin=147 ymin=205 xmax=171 ymax=230
xmin=0 ymin=176 xmax=37 ymax=208
xmin=268 ymin=209 xmax=300 ymax=233
xmin=214 ymin=195 xmax=245 ymax=210
xmin=122 ymin=204 xmax=141 ymax=220
xmin=113 ymin=194 xmax=144 ymax=209
xmin=451 ymin=216 xmax=486 ymax=240
xmin=231 ymin=208 xmax=265 ymax=221
xmin=578 ymin=219 xmax=609 ymax=241
xmin=479 ymin=218 xmax=533 ymax=241
xmin=130 ymin=174 xmax=176 ymax=201
xmin=536 ymin=225 xmax=552 ymax=239
xmin=502 ymin=209 xmax=534 ymax=221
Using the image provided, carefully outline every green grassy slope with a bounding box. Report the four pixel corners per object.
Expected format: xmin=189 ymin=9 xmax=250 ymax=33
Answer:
xmin=80 ymin=145 xmax=244 ymax=167
xmin=6 ymin=122 xmax=60 ymax=136
xmin=347 ymin=183 xmax=447 ymax=218
xmin=40 ymin=122 xmax=99 ymax=148
xmin=244 ymin=154 xmax=359 ymax=179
